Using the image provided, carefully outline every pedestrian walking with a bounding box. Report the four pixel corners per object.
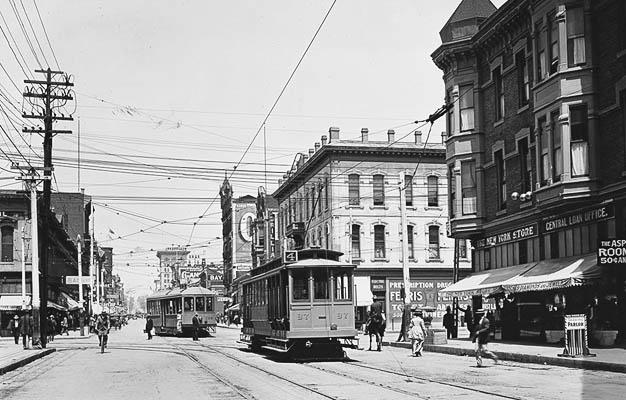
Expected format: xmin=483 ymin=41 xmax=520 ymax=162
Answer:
xmin=409 ymin=310 xmax=427 ymax=357
xmin=192 ymin=312 xmax=200 ymax=341
xmin=61 ymin=315 xmax=69 ymax=335
xmin=443 ymin=306 xmax=455 ymax=339
xmin=19 ymin=311 xmax=34 ymax=349
xmin=473 ymin=309 xmax=499 ymax=367
xmin=145 ymin=316 xmax=153 ymax=340
xmin=68 ymin=314 xmax=74 ymax=331
xmin=10 ymin=314 xmax=21 ymax=345
xmin=47 ymin=315 xmax=57 ymax=343
xmin=457 ymin=304 xmax=474 ymax=335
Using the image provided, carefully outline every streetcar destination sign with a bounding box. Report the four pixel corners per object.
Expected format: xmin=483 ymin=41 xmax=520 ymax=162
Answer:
xmin=65 ymin=276 xmax=92 ymax=285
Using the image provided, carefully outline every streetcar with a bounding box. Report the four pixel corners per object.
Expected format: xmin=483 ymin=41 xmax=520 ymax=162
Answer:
xmin=146 ymin=286 xmax=221 ymax=336
xmin=240 ymin=249 xmax=358 ymax=359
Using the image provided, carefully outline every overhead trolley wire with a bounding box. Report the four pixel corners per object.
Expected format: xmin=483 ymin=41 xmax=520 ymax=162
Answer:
xmin=32 ymin=0 xmax=60 ymax=69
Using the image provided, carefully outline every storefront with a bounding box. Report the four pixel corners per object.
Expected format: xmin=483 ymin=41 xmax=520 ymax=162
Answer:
xmin=0 ymin=295 xmax=30 ymax=337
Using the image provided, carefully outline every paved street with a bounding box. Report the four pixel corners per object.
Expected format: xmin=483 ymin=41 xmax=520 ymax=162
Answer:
xmin=0 ymin=320 xmax=623 ymax=400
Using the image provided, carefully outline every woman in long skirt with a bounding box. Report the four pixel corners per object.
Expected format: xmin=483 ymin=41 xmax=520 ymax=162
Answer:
xmin=409 ymin=310 xmax=427 ymax=356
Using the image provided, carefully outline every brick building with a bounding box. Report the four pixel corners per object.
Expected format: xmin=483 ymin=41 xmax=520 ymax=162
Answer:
xmin=272 ymin=127 xmax=471 ymax=328
xmin=433 ymin=0 xmax=626 ymax=345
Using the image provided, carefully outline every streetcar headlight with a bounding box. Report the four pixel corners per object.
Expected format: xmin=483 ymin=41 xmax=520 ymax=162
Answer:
xmin=330 ymin=323 xmax=337 ymax=330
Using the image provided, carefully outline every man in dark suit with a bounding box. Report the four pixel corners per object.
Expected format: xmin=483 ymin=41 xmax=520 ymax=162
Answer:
xmin=192 ymin=312 xmax=200 ymax=341
xmin=20 ymin=311 xmax=34 ymax=349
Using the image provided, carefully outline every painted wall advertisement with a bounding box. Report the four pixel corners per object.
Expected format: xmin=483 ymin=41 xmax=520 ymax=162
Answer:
xmin=387 ymin=279 xmax=496 ymax=325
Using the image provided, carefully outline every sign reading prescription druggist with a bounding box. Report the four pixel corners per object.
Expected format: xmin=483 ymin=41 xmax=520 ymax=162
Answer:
xmin=597 ymin=239 xmax=626 ymax=266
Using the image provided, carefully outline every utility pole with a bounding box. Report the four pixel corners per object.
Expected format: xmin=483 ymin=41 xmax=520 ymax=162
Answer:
xmin=452 ymin=238 xmax=460 ymax=339
xmin=90 ymin=202 xmax=95 ymax=313
xmin=14 ymin=166 xmax=48 ymax=348
xmin=77 ymin=234 xmax=84 ymax=336
xmin=21 ymin=227 xmax=27 ymax=310
xmin=22 ymin=68 xmax=74 ymax=348
xmin=398 ymin=172 xmax=411 ymax=342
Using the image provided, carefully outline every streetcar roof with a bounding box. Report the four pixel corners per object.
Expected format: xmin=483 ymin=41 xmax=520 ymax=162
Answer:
xmin=146 ymin=286 xmax=219 ymax=300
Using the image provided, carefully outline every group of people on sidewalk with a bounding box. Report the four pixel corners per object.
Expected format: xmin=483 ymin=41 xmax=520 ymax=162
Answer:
xmin=9 ymin=312 xmax=35 ymax=349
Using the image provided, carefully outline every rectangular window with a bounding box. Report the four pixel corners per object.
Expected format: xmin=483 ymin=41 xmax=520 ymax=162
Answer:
xmin=334 ymin=271 xmax=351 ymax=301
xmin=539 ymin=117 xmax=549 ymax=185
xmin=374 ymin=225 xmax=385 ymax=259
xmin=324 ymin=177 xmax=329 ymax=209
xmin=311 ymin=185 xmax=316 ymax=217
xmin=485 ymin=248 xmax=492 ymax=270
xmin=495 ymin=150 xmax=506 ymax=210
xmin=459 ymin=239 xmax=467 ymax=259
xmin=519 ymin=138 xmax=532 ymax=193
xmin=550 ymin=232 xmax=560 ymax=259
xmin=206 ymin=296 xmax=213 ymax=311
xmin=516 ymin=51 xmax=530 ymax=107
xmin=428 ymin=226 xmax=440 ymax=260
xmin=373 ymin=174 xmax=385 ymax=206
xmin=567 ymin=8 xmax=585 ymax=66
xmin=570 ymin=105 xmax=589 ymax=176
xmin=519 ymin=240 xmax=528 ymax=264
xmin=459 ymin=85 xmax=474 ymax=131
xmin=184 ymin=297 xmax=194 ymax=311
xmin=548 ymin=14 xmax=559 ymax=74
xmin=461 ymin=161 xmax=477 ymax=214
xmin=348 ymin=174 xmax=360 ymax=206
xmin=449 ymin=165 xmax=457 ymax=218
xmin=292 ymin=270 xmax=310 ymax=301
xmin=427 ymin=176 xmax=439 ymax=207
xmin=351 ymin=224 xmax=361 ymax=259
xmin=405 ymin=175 xmax=413 ymax=207
xmin=493 ymin=68 xmax=504 ymax=120
xmin=536 ymin=22 xmax=546 ymax=81
xmin=551 ymin=111 xmax=562 ymax=182
xmin=313 ymin=269 xmax=329 ymax=300
xmin=407 ymin=225 xmax=414 ymax=260
xmin=305 ymin=190 xmax=309 ymax=220
xmin=195 ymin=297 xmax=205 ymax=312
xmin=1 ymin=227 xmax=13 ymax=262
xmin=448 ymin=89 xmax=455 ymax=136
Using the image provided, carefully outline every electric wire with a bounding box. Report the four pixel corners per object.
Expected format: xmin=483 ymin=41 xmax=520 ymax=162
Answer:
xmin=8 ymin=0 xmax=42 ymax=69
xmin=32 ymin=0 xmax=60 ymax=69
xmin=18 ymin=0 xmax=49 ymax=68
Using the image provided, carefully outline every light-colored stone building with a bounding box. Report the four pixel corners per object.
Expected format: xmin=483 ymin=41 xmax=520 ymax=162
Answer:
xmin=272 ymin=127 xmax=472 ymax=328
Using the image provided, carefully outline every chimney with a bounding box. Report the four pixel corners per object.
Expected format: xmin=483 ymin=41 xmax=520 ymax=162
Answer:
xmin=387 ymin=129 xmax=395 ymax=143
xmin=321 ymin=135 xmax=328 ymax=146
xmin=441 ymin=131 xmax=447 ymax=143
xmin=314 ymin=142 xmax=321 ymax=152
xmin=361 ymin=128 xmax=369 ymax=142
xmin=301 ymin=154 xmax=308 ymax=165
xmin=278 ymin=179 xmax=283 ymax=186
xmin=414 ymin=130 xmax=422 ymax=145
xmin=308 ymin=148 xmax=314 ymax=158
xmin=329 ymin=127 xmax=340 ymax=143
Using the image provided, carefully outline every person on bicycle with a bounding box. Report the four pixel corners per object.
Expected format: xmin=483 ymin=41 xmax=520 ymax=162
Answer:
xmin=96 ymin=311 xmax=110 ymax=349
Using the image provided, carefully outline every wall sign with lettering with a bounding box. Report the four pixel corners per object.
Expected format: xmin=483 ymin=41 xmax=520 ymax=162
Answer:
xmin=597 ymin=239 xmax=626 ymax=266
xmin=542 ymin=204 xmax=614 ymax=233
xmin=475 ymin=223 xmax=538 ymax=249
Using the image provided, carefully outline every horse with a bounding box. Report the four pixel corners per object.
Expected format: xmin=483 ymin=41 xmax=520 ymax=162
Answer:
xmin=365 ymin=313 xmax=386 ymax=351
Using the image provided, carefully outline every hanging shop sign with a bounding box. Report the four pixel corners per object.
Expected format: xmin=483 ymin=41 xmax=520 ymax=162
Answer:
xmin=475 ymin=223 xmax=538 ymax=249
xmin=543 ymin=204 xmax=614 ymax=233
xmin=370 ymin=278 xmax=386 ymax=292
xmin=597 ymin=239 xmax=626 ymax=266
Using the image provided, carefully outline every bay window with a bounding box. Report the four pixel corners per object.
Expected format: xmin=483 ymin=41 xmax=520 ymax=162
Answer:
xmin=460 ymin=85 xmax=474 ymax=131
xmin=548 ymin=13 xmax=559 ymax=74
xmin=461 ymin=161 xmax=477 ymax=215
xmin=447 ymin=89 xmax=455 ymax=136
xmin=539 ymin=117 xmax=549 ymax=185
xmin=495 ymin=150 xmax=506 ymax=210
xmin=536 ymin=22 xmax=546 ymax=81
xmin=519 ymin=138 xmax=532 ymax=193
xmin=551 ymin=111 xmax=562 ymax=182
xmin=570 ymin=105 xmax=589 ymax=176
xmin=567 ymin=8 xmax=585 ymax=66
xmin=449 ymin=165 xmax=457 ymax=218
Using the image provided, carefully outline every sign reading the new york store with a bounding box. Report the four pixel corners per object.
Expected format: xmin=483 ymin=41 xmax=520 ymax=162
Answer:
xmin=475 ymin=223 xmax=538 ymax=249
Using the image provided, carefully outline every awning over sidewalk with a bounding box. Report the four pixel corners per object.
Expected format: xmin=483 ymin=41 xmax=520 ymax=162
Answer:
xmin=225 ymin=304 xmax=239 ymax=312
xmin=440 ymin=262 xmax=536 ymax=296
xmin=354 ymin=276 xmax=374 ymax=307
xmin=59 ymin=292 xmax=81 ymax=311
xmin=47 ymin=301 xmax=67 ymax=311
xmin=441 ymin=253 xmax=602 ymax=296
xmin=0 ymin=295 xmax=30 ymax=310
xmin=502 ymin=253 xmax=601 ymax=293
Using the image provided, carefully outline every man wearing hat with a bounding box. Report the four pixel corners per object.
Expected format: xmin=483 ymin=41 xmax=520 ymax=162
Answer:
xmin=11 ymin=314 xmax=21 ymax=345
xmin=473 ymin=309 xmax=499 ymax=367
xmin=191 ymin=312 xmax=200 ymax=341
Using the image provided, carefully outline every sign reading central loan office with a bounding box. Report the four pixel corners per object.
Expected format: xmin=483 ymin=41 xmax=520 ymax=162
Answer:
xmin=542 ymin=204 xmax=614 ymax=233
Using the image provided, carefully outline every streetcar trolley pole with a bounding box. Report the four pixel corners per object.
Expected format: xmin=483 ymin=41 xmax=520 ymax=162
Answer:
xmin=558 ymin=314 xmax=595 ymax=358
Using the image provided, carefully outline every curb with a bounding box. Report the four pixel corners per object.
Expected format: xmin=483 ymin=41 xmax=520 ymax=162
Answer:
xmin=0 ymin=348 xmax=56 ymax=376
xmin=385 ymin=341 xmax=626 ymax=374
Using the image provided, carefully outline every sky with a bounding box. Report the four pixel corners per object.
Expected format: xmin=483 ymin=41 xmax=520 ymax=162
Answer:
xmin=0 ymin=0 xmax=506 ymax=296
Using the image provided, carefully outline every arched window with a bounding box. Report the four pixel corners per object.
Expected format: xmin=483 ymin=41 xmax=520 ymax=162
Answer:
xmin=427 ymin=176 xmax=439 ymax=206
xmin=348 ymin=174 xmax=360 ymax=205
xmin=374 ymin=225 xmax=385 ymax=259
xmin=428 ymin=225 xmax=440 ymax=260
xmin=1 ymin=226 xmax=14 ymax=262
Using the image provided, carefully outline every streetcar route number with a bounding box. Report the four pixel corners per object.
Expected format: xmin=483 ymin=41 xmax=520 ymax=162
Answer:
xmin=297 ymin=313 xmax=310 ymax=321
xmin=336 ymin=313 xmax=349 ymax=320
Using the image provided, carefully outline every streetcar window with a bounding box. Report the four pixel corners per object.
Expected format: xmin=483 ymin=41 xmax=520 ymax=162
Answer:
xmin=334 ymin=271 xmax=352 ymax=301
xmin=206 ymin=296 xmax=213 ymax=311
xmin=313 ymin=269 xmax=329 ymax=300
xmin=195 ymin=297 xmax=205 ymax=312
xmin=168 ymin=300 xmax=175 ymax=314
xmin=292 ymin=270 xmax=310 ymax=301
xmin=175 ymin=298 xmax=182 ymax=314
xmin=184 ymin=297 xmax=194 ymax=311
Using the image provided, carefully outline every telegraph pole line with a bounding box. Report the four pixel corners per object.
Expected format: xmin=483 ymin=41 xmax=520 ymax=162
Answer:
xmin=398 ymin=172 xmax=411 ymax=342
xmin=22 ymin=68 xmax=74 ymax=348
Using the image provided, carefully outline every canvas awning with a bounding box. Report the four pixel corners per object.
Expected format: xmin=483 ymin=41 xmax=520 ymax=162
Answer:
xmin=0 ymin=295 xmax=30 ymax=310
xmin=354 ymin=276 xmax=374 ymax=307
xmin=440 ymin=262 xmax=536 ymax=296
xmin=441 ymin=253 xmax=602 ymax=296
xmin=47 ymin=301 xmax=67 ymax=311
xmin=502 ymin=253 xmax=601 ymax=293
xmin=226 ymin=303 xmax=240 ymax=312
xmin=59 ymin=292 xmax=81 ymax=311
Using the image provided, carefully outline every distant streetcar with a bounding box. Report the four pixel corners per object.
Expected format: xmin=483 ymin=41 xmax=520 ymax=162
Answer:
xmin=240 ymin=249 xmax=358 ymax=359
xmin=146 ymin=286 xmax=220 ymax=336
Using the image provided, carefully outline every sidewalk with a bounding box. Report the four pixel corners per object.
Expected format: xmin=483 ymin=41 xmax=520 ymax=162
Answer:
xmin=381 ymin=330 xmax=626 ymax=374
xmin=0 ymin=343 xmax=55 ymax=375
